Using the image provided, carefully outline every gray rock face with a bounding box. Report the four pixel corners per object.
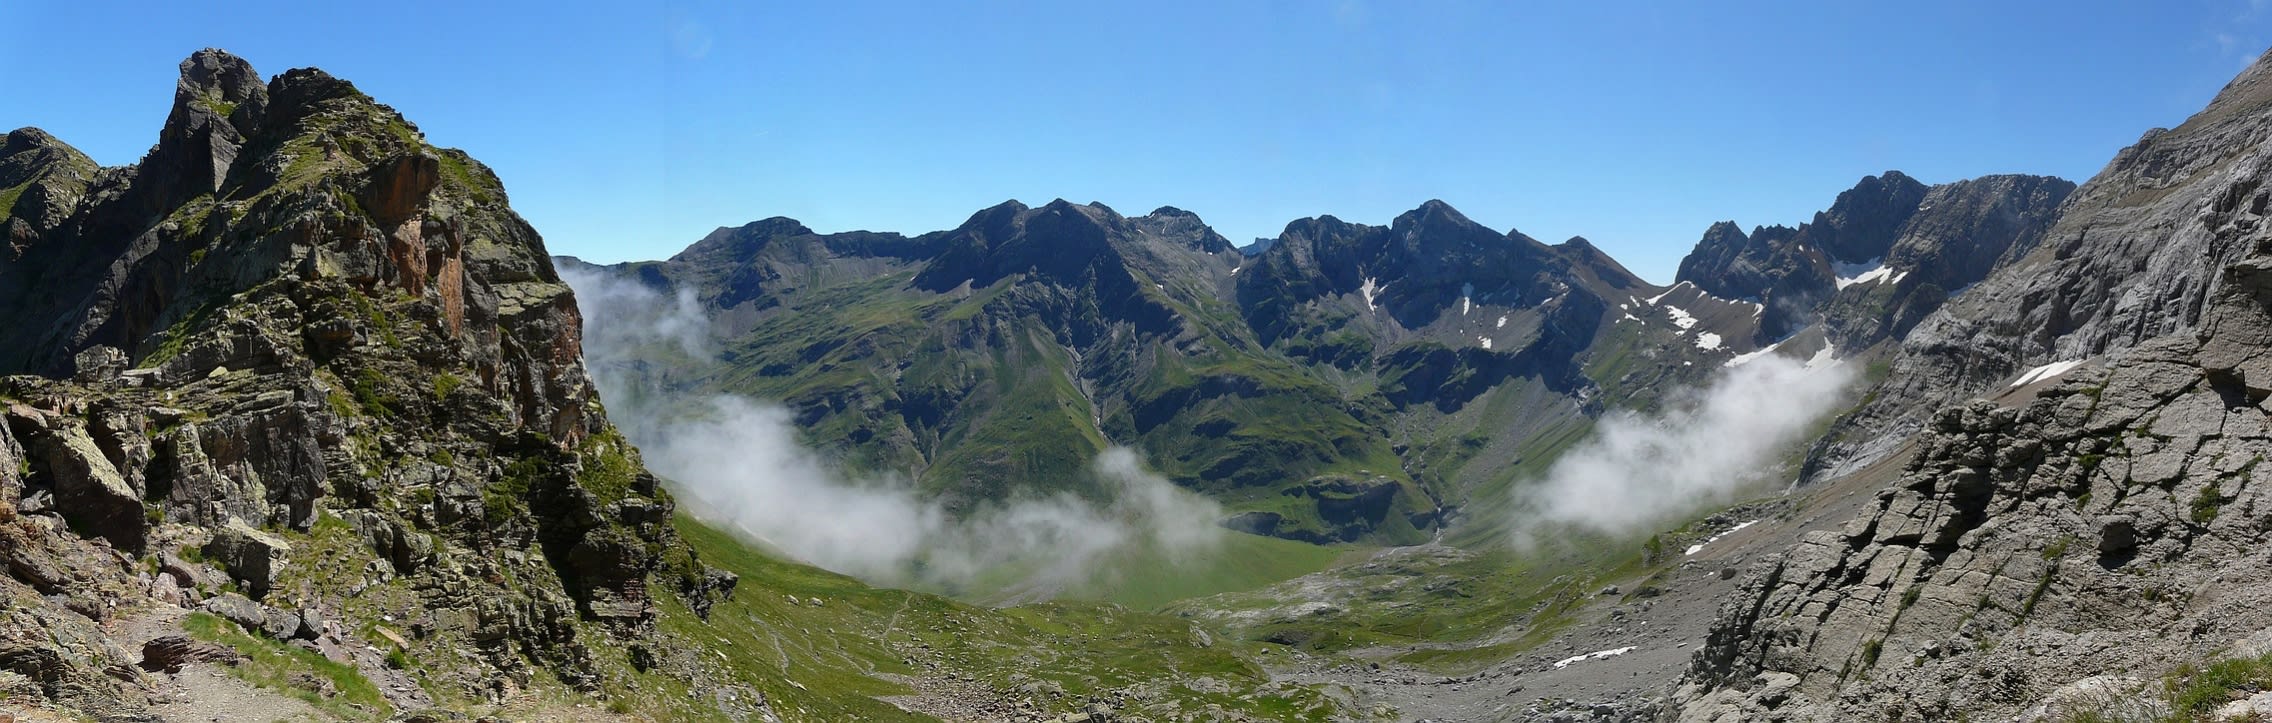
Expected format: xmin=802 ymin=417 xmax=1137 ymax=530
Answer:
xmin=1819 ymin=174 xmax=2075 ymax=351
xmin=1671 ymin=170 xmax=2069 ymax=344
xmin=151 ymin=48 xmax=267 ymax=206
xmin=1672 ymin=171 xmax=1927 ymax=338
xmin=202 ymin=519 xmax=291 ymax=600
xmin=201 ymin=592 xmax=267 ymax=632
xmin=1809 ymin=48 xmax=2272 ymax=483
xmin=1678 ymin=237 xmax=2272 ymax=719
xmin=4 ymin=407 xmax=144 ymax=552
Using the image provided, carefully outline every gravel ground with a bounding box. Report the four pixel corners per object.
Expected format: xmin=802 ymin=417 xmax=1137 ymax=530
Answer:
xmin=1275 ymin=453 xmax=1907 ymax=722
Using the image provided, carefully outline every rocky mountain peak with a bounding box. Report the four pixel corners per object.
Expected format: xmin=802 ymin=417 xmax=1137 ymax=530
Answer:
xmin=1134 ymin=205 xmax=1235 ymax=253
xmin=3 ymin=127 xmax=73 ymax=160
xmin=175 ymin=48 xmax=266 ymax=119
xmin=670 ymin=216 xmax=819 ymax=264
xmin=149 ymin=49 xmax=268 ymax=203
xmin=1808 ymin=169 xmax=1928 ymax=263
xmin=0 ymin=50 xmax=744 ymax=718
xmin=0 ymin=127 xmax=93 ymax=191
xmin=1674 ymin=220 xmax=1778 ymax=301
xmin=914 ymin=198 xmax=1132 ymax=293
xmin=1394 ymin=199 xmax=1489 ymax=241
xmin=1555 ymin=235 xmax=1647 ymax=291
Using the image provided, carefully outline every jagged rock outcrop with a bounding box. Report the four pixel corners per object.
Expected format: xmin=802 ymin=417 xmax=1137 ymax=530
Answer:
xmin=0 ymin=49 xmax=732 ymax=718
xmin=1677 ymin=332 xmax=2272 ymax=720
xmin=1676 ymin=172 xmax=1928 ymax=339
xmin=1674 ymin=170 xmax=2071 ymax=346
xmin=1678 ymin=51 xmax=2272 ymax=719
xmin=1806 ymin=48 xmax=2272 ymax=484
xmin=1818 ymin=174 xmax=2075 ymax=351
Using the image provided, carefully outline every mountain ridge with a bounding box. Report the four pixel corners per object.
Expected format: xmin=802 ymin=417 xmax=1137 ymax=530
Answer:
xmin=564 ymin=160 xmax=2074 ymax=558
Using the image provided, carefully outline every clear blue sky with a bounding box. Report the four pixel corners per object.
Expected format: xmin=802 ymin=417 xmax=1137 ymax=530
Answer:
xmin=7 ymin=1 xmax=2270 ymax=282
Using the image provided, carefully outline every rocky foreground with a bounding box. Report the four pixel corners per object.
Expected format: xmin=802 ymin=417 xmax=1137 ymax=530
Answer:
xmin=0 ymin=48 xmax=731 ymax=719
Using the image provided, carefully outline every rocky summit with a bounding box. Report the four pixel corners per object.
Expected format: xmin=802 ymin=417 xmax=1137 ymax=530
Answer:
xmin=17 ymin=39 xmax=2272 ymax=723
xmin=0 ymin=48 xmax=731 ymax=719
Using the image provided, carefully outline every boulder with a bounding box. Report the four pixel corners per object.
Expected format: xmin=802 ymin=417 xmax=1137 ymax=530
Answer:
xmin=202 ymin=592 xmax=266 ymax=632
xmin=16 ymin=415 xmax=145 ymax=552
xmin=71 ymin=346 xmax=126 ymax=383
xmin=202 ymin=519 xmax=291 ymax=599
xmin=138 ymin=635 xmax=242 ymax=672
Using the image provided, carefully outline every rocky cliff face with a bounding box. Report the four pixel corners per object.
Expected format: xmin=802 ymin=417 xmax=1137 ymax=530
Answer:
xmin=1677 ymin=48 xmax=2272 ymax=722
xmin=1806 ymin=49 xmax=2272 ymax=486
xmin=1672 ymin=170 xmax=2071 ymax=347
xmin=1818 ymin=174 xmax=2075 ymax=352
xmin=0 ymin=50 xmax=730 ymax=718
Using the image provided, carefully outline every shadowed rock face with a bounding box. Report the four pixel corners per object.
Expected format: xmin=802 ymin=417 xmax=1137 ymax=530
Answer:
xmin=0 ymin=50 xmax=731 ymax=717
xmin=1817 ymin=174 xmax=2077 ymax=352
xmin=1673 ymin=171 xmax=2070 ymax=344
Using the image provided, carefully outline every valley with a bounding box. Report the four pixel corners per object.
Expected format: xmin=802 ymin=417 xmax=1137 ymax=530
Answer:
xmin=5 ymin=35 xmax=2272 ymax=723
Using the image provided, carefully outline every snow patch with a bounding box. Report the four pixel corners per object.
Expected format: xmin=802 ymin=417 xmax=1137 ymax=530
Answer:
xmin=1684 ymin=519 xmax=1759 ymax=556
xmin=1694 ymin=332 xmax=1723 ymax=350
xmin=1643 ymin=282 xmax=1691 ymax=306
xmin=1360 ymin=277 xmax=1380 ymax=310
xmin=1835 ymin=258 xmax=1900 ymax=289
xmin=1663 ymin=306 xmax=1698 ymax=330
xmin=1480 ymin=337 xmax=1493 ymax=350
xmin=1553 ymin=646 xmax=1637 ymax=669
xmin=1805 ymin=342 xmax=1837 ymax=370
xmin=1724 ymin=340 xmax=1784 ymax=368
xmin=1497 ymin=315 xmax=1508 ymax=329
xmin=1461 ymin=282 xmax=1474 ymax=316
xmin=1619 ymin=313 xmax=1641 ymax=322
xmin=2010 ymin=359 xmax=2086 ymax=388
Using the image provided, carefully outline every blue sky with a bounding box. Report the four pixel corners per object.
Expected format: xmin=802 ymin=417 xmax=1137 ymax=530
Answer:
xmin=7 ymin=1 xmax=2270 ymax=282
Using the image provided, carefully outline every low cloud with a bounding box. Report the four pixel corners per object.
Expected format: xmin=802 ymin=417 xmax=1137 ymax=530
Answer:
xmin=560 ymin=266 xmax=1224 ymax=595
xmin=1512 ymin=354 xmax=1854 ymax=541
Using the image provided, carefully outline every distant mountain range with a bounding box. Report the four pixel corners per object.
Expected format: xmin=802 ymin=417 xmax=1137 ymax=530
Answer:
xmin=563 ymin=167 xmax=2071 ymax=546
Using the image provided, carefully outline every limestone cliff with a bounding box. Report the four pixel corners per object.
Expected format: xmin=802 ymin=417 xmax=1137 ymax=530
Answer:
xmin=1678 ymin=48 xmax=2272 ymax=722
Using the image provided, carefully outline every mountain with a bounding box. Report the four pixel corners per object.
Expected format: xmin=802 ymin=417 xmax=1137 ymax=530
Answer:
xmin=568 ymin=195 xmax=1752 ymax=549
xmin=1804 ymin=49 xmax=2272 ymax=486
xmin=0 ymin=49 xmax=716 ymax=715
xmin=0 ymin=50 xmax=1343 ymax=722
xmin=1673 ymin=48 xmax=2272 ymax=720
xmin=568 ymin=171 xmax=2084 ymax=582
xmin=1672 ymin=170 xmax=2073 ymax=349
